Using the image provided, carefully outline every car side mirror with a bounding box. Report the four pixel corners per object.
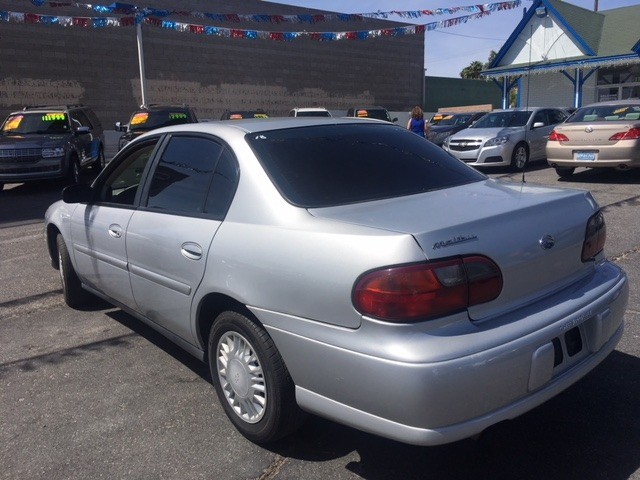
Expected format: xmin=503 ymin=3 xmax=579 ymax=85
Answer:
xmin=532 ymin=122 xmax=545 ymax=129
xmin=392 ymin=117 xmax=398 ymax=123
xmin=75 ymin=126 xmax=91 ymax=135
xmin=62 ymin=183 xmax=94 ymax=204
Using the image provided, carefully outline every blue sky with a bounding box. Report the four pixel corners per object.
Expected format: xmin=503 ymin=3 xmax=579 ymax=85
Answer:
xmin=267 ymin=0 xmax=640 ymax=78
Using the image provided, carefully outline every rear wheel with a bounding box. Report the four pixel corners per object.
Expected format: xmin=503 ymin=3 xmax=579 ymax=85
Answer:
xmin=510 ymin=143 xmax=529 ymax=171
xmin=555 ymin=166 xmax=575 ymax=178
xmin=56 ymin=234 xmax=90 ymax=308
xmin=208 ymin=310 xmax=305 ymax=443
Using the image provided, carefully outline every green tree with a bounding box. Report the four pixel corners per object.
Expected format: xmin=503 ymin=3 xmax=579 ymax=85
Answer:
xmin=460 ymin=61 xmax=484 ymax=79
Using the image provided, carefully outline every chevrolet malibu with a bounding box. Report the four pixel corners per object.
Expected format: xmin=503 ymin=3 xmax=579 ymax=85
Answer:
xmin=443 ymin=108 xmax=568 ymax=169
xmin=45 ymin=118 xmax=628 ymax=446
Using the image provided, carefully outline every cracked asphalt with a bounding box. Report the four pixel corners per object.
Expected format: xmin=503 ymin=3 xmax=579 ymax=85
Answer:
xmin=1 ymin=164 xmax=639 ymax=480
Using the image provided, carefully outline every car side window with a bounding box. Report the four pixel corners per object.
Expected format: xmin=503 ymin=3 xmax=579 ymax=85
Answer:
xmin=548 ymin=109 xmax=567 ymax=125
xmin=99 ymin=140 xmax=158 ymax=206
xmin=146 ymin=136 xmax=224 ymax=215
xmin=70 ymin=111 xmax=92 ymax=130
xmin=532 ymin=110 xmax=548 ymax=126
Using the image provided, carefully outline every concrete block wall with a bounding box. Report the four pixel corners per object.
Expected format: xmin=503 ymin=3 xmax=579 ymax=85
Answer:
xmin=0 ymin=0 xmax=424 ymax=126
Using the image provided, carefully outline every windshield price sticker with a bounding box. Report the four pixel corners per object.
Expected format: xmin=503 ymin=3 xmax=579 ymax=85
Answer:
xmin=131 ymin=112 xmax=149 ymax=125
xmin=42 ymin=113 xmax=66 ymax=122
xmin=3 ymin=115 xmax=23 ymax=131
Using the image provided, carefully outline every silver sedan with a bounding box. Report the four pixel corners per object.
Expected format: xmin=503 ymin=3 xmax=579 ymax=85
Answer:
xmin=45 ymin=118 xmax=628 ymax=446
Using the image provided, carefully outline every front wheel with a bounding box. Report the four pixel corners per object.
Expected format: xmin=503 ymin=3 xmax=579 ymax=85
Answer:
xmin=68 ymin=156 xmax=81 ymax=184
xmin=510 ymin=143 xmax=529 ymax=171
xmin=554 ymin=166 xmax=575 ymax=178
xmin=56 ymin=234 xmax=91 ymax=308
xmin=208 ymin=311 xmax=305 ymax=443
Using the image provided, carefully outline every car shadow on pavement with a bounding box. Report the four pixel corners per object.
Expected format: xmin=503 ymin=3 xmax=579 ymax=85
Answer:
xmin=558 ymin=168 xmax=640 ymax=185
xmin=270 ymin=349 xmax=640 ymax=480
xmin=103 ymin=309 xmax=639 ymax=480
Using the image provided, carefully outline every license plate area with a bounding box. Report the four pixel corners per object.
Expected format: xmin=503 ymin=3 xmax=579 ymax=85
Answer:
xmin=551 ymin=326 xmax=585 ymax=369
xmin=575 ymin=151 xmax=597 ymax=161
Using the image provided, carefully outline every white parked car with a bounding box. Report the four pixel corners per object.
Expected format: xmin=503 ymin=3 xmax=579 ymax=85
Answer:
xmin=288 ymin=107 xmax=332 ymax=117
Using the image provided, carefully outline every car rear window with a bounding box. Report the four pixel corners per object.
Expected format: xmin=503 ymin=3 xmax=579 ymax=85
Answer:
xmin=246 ymin=123 xmax=485 ymax=208
xmin=567 ymin=104 xmax=640 ymax=123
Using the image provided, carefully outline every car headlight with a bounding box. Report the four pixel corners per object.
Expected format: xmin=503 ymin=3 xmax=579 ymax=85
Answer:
xmin=42 ymin=147 xmax=65 ymax=158
xmin=484 ymin=136 xmax=510 ymax=147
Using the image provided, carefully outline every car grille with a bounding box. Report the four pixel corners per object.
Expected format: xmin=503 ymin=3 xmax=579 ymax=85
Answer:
xmin=448 ymin=140 xmax=482 ymax=152
xmin=0 ymin=165 xmax=59 ymax=174
xmin=0 ymin=148 xmax=43 ymax=164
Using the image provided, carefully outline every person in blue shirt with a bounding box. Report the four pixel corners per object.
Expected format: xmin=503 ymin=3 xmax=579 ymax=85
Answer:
xmin=407 ymin=105 xmax=428 ymax=137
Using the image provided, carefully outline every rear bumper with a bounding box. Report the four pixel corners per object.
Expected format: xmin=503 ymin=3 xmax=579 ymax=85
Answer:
xmin=258 ymin=261 xmax=628 ymax=445
xmin=547 ymin=142 xmax=640 ymax=169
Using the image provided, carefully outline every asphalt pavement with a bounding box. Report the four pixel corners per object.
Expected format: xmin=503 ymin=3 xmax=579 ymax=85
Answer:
xmin=1 ymin=163 xmax=639 ymax=480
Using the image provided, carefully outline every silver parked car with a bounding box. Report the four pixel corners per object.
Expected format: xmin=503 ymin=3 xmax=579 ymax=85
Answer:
xmin=547 ymin=99 xmax=640 ymax=178
xmin=45 ymin=118 xmax=627 ymax=446
xmin=443 ymin=107 xmax=568 ymax=169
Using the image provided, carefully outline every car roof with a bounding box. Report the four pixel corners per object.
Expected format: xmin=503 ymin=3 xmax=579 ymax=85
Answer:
xmin=291 ymin=107 xmax=329 ymax=112
xmin=582 ymin=99 xmax=640 ymax=107
xmin=142 ymin=117 xmax=397 ymax=138
xmin=11 ymin=104 xmax=86 ymax=114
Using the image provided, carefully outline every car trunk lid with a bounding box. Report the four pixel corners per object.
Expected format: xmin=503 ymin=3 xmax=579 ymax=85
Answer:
xmin=554 ymin=121 xmax=637 ymax=146
xmin=309 ymin=180 xmax=598 ymax=322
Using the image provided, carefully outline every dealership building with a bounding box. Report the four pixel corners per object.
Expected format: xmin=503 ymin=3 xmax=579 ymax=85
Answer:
xmin=483 ymin=0 xmax=640 ymax=108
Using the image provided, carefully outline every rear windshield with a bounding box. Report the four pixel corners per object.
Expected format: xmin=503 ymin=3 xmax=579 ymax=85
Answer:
xmin=472 ymin=111 xmax=531 ymax=128
xmin=567 ymin=104 xmax=640 ymax=123
xmin=246 ymin=124 xmax=485 ymax=208
xmin=437 ymin=114 xmax=472 ymax=126
xmin=353 ymin=109 xmax=391 ymax=121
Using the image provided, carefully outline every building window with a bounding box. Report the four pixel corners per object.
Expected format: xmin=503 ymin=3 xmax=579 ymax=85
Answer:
xmin=597 ymin=65 xmax=640 ymax=101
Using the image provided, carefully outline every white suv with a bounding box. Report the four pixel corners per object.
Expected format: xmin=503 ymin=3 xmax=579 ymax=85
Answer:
xmin=288 ymin=107 xmax=332 ymax=117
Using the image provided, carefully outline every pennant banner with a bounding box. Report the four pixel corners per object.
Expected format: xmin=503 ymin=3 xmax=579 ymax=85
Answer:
xmin=29 ymin=0 xmax=522 ymax=25
xmin=4 ymin=1 xmax=522 ymax=40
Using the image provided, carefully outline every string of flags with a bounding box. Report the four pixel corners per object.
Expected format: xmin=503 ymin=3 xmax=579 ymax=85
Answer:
xmin=28 ymin=0 xmax=523 ymax=24
xmin=1 ymin=1 xmax=522 ymax=41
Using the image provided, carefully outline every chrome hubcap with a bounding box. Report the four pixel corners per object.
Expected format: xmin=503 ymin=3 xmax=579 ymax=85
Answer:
xmin=216 ymin=331 xmax=266 ymax=423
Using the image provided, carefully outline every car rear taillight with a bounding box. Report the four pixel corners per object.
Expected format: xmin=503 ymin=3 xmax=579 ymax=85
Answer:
xmin=582 ymin=211 xmax=606 ymax=262
xmin=353 ymin=256 xmax=503 ymax=322
xmin=609 ymin=128 xmax=640 ymax=141
xmin=548 ymin=130 xmax=569 ymax=142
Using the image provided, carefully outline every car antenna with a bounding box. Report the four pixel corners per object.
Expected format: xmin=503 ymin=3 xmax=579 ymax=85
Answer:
xmin=521 ymin=24 xmax=534 ymax=184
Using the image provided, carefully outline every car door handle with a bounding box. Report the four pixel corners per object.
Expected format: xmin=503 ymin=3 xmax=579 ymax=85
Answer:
xmin=181 ymin=242 xmax=203 ymax=261
xmin=108 ymin=224 xmax=122 ymax=239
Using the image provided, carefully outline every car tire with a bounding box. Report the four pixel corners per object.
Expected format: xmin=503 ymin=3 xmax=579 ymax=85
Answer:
xmin=208 ymin=310 xmax=305 ymax=443
xmin=98 ymin=146 xmax=106 ymax=169
xmin=56 ymin=234 xmax=90 ymax=308
xmin=510 ymin=143 xmax=529 ymax=171
xmin=68 ymin=155 xmax=81 ymax=184
xmin=554 ymin=166 xmax=575 ymax=178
